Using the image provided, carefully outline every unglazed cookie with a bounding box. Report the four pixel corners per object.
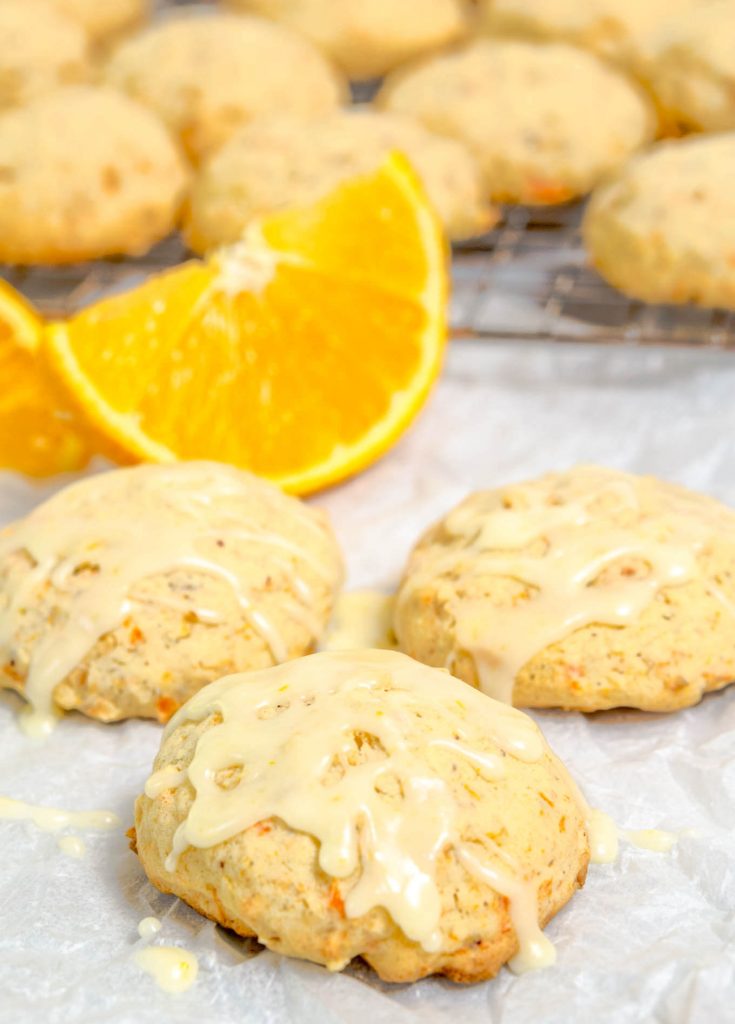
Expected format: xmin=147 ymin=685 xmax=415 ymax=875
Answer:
xmin=50 ymin=0 xmax=150 ymax=45
xmin=642 ymin=0 xmax=735 ymax=133
xmin=0 ymin=86 xmax=189 ymax=265
xmin=583 ymin=134 xmax=735 ymax=310
xmin=0 ymin=462 xmax=343 ymax=733
xmin=184 ymin=109 xmax=496 ymax=251
xmin=105 ymin=13 xmax=346 ymax=163
xmin=478 ymin=0 xmax=695 ymax=72
xmin=0 ymin=0 xmax=91 ymax=111
xmin=223 ymin=0 xmax=470 ymax=79
xmin=377 ymin=40 xmax=655 ymax=205
xmin=395 ymin=466 xmax=735 ymax=713
xmin=133 ymin=649 xmax=589 ymax=982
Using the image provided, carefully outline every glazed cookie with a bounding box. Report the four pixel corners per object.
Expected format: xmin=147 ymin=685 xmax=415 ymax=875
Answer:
xmin=0 ymin=0 xmax=91 ymax=111
xmin=0 ymin=462 xmax=344 ymax=733
xmin=642 ymin=0 xmax=735 ymax=133
xmin=377 ymin=40 xmax=655 ymax=205
xmin=184 ymin=109 xmax=497 ymax=251
xmin=105 ymin=13 xmax=346 ymax=163
xmin=395 ymin=466 xmax=735 ymax=713
xmin=0 ymin=86 xmax=189 ymax=265
xmin=223 ymin=0 xmax=470 ymax=80
xmin=134 ymin=649 xmax=589 ymax=982
xmin=478 ymin=0 xmax=695 ymax=72
xmin=583 ymin=134 xmax=735 ymax=310
xmin=50 ymin=0 xmax=150 ymax=45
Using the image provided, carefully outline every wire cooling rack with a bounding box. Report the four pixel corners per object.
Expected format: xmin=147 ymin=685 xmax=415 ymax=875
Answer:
xmin=3 ymin=0 xmax=731 ymax=348
xmin=451 ymin=204 xmax=735 ymax=348
xmin=0 ymin=235 xmax=190 ymax=320
xmin=4 ymin=205 xmax=734 ymax=348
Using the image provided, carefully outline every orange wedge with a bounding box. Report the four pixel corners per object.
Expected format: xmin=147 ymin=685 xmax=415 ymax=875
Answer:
xmin=0 ymin=280 xmax=92 ymax=477
xmin=44 ymin=154 xmax=448 ymax=493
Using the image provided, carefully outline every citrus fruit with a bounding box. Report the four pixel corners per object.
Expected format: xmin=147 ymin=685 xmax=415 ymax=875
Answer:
xmin=0 ymin=279 xmax=92 ymax=477
xmin=44 ymin=153 xmax=448 ymax=494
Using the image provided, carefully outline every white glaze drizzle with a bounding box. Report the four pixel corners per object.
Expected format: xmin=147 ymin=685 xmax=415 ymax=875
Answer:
xmin=57 ymin=835 xmax=86 ymax=858
xmin=138 ymin=916 xmax=163 ymax=939
xmin=148 ymin=649 xmax=568 ymax=970
xmin=0 ymin=796 xmax=119 ymax=832
xmin=397 ymin=467 xmax=735 ymax=704
xmin=133 ymin=946 xmax=198 ymax=994
xmin=569 ymin=799 xmax=676 ymax=863
xmin=456 ymin=846 xmax=556 ymax=974
xmin=585 ymin=807 xmax=620 ymax=864
xmin=320 ymin=591 xmax=398 ymax=652
xmin=145 ymin=765 xmax=188 ymax=799
xmin=0 ymin=462 xmax=343 ymax=735
xmin=623 ymin=828 xmax=677 ymax=853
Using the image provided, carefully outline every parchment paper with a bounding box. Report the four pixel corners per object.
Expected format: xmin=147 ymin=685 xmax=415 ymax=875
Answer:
xmin=1 ymin=339 xmax=734 ymax=1024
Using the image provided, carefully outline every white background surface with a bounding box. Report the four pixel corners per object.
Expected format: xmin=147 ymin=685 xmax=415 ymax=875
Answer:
xmin=1 ymin=339 xmax=735 ymax=1023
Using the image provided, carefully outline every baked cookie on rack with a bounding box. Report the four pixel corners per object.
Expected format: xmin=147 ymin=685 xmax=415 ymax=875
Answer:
xmin=0 ymin=462 xmax=343 ymax=733
xmin=0 ymin=86 xmax=189 ymax=265
xmin=0 ymin=0 xmax=91 ymax=111
xmin=641 ymin=0 xmax=735 ymax=134
xmin=222 ymin=0 xmax=470 ymax=80
xmin=478 ymin=0 xmax=694 ymax=73
xmin=395 ymin=465 xmax=735 ymax=712
xmin=133 ymin=649 xmax=589 ymax=982
xmin=377 ymin=40 xmax=656 ymax=205
xmin=184 ymin=109 xmax=496 ymax=251
xmin=583 ymin=134 xmax=735 ymax=310
xmin=105 ymin=13 xmax=346 ymax=163
xmin=50 ymin=0 xmax=151 ymax=46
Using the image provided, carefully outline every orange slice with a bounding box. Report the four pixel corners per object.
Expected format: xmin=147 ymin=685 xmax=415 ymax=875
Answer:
xmin=0 ymin=280 xmax=41 ymax=352
xmin=44 ymin=154 xmax=448 ymax=493
xmin=0 ymin=280 xmax=92 ymax=477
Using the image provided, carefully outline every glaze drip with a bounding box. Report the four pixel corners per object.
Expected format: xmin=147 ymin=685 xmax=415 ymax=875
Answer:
xmin=321 ymin=590 xmax=398 ymax=651
xmin=0 ymin=795 xmax=119 ymax=832
xmin=134 ymin=946 xmax=198 ymax=994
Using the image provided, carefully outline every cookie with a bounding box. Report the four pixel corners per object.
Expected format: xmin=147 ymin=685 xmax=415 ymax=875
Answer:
xmin=223 ymin=0 xmax=470 ymax=79
xmin=183 ymin=109 xmax=497 ymax=252
xmin=0 ymin=462 xmax=343 ymax=731
xmin=395 ymin=466 xmax=735 ymax=713
xmin=583 ymin=133 xmax=735 ymax=310
xmin=0 ymin=0 xmax=91 ymax=111
xmin=133 ymin=649 xmax=589 ymax=982
xmin=0 ymin=86 xmax=189 ymax=265
xmin=642 ymin=0 xmax=735 ymax=133
xmin=478 ymin=0 xmax=695 ymax=72
xmin=105 ymin=13 xmax=346 ymax=164
xmin=50 ymin=0 xmax=150 ymax=45
xmin=377 ymin=39 xmax=655 ymax=205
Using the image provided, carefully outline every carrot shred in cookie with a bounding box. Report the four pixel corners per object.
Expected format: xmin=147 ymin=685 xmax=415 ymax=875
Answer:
xmin=328 ymin=881 xmax=345 ymax=917
xmin=156 ymin=696 xmax=180 ymax=722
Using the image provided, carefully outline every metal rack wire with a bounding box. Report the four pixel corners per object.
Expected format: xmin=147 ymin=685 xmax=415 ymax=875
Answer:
xmin=4 ymin=206 xmax=734 ymax=348
xmin=451 ymin=204 xmax=735 ymax=348
xmin=0 ymin=235 xmax=190 ymax=320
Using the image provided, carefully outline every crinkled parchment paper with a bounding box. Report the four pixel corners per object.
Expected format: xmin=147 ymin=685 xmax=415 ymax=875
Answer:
xmin=1 ymin=340 xmax=734 ymax=1024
